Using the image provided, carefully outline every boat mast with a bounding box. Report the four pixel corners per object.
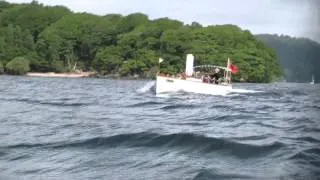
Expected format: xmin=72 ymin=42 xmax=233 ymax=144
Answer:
xmin=225 ymin=58 xmax=232 ymax=84
xmin=158 ymin=58 xmax=163 ymax=76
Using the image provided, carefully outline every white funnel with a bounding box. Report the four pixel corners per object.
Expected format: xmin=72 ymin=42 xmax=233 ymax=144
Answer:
xmin=185 ymin=54 xmax=194 ymax=76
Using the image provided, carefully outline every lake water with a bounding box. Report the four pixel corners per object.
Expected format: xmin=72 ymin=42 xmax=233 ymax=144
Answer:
xmin=0 ymin=75 xmax=319 ymax=179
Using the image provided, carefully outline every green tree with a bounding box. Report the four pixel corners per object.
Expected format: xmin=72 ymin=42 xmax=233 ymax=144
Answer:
xmin=0 ymin=1 xmax=284 ymax=82
xmin=36 ymin=12 xmax=120 ymax=71
xmin=0 ymin=24 xmax=35 ymax=61
xmin=6 ymin=56 xmax=30 ymax=75
xmin=93 ymin=46 xmax=122 ymax=74
xmin=0 ymin=62 xmax=4 ymax=74
xmin=117 ymin=13 xmax=149 ymax=33
xmin=0 ymin=2 xmax=71 ymax=41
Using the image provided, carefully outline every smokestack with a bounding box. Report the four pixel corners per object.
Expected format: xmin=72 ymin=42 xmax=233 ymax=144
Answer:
xmin=185 ymin=54 xmax=194 ymax=76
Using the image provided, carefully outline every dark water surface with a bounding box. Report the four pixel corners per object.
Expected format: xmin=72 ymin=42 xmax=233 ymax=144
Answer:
xmin=0 ymin=75 xmax=319 ymax=180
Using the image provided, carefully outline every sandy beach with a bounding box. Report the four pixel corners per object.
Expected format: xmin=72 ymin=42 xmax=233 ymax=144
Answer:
xmin=26 ymin=72 xmax=96 ymax=78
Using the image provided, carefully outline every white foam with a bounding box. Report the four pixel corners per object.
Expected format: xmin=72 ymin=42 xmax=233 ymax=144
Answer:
xmin=230 ymin=88 xmax=263 ymax=94
xmin=137 ymin=81 xmax=155 ymax=93
xmin=155 ymin=93 xmax=171 ymax=98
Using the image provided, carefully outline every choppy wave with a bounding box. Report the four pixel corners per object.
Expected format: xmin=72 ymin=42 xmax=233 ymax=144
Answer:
xmin=192 ymin=169 xmax=255 ymax=180
xmin=4 ymin=132 xmax=285 ymax=159
xmin=0 ymin=77 xmax=319 ymax=179
xmin=125 ymin=101 xmax=164 ymax=107
xmin=0 ymin=151 xmax=7 ymax=157
xmin=1 ymin=97 xmax=92 ymax=107
xmin=289 ymin=148 xmax=320 ymax=168
xmin=159 ymin=104 xmax=199 ymax=110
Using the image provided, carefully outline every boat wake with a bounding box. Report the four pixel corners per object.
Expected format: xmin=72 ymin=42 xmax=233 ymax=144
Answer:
xmin=137 ymin=80 xmax=262 ymax=97
xmin=223 ymin=88 xmax=264 ymax=97
xmin=137 ymin=81 xmax=155 ymax=93
xmin=230 ymin=88 xmax=263 ymax=94
xmin=155 ymin=88 xmax=262 ymax=98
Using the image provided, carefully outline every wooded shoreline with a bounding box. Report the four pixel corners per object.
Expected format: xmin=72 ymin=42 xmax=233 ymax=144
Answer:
xmin=0 ymin=1 xmax=282 ymax=83
xmin=1 ymin=1 xmax=319 ymax=83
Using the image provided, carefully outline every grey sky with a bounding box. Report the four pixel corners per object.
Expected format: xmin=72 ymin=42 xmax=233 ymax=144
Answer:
xmin=6 ymin=0 xmax=320 ymax=42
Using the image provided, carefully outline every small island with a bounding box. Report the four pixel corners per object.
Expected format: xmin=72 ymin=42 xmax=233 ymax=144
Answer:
xmin=0 ymin=1 xmax=319 ymax=83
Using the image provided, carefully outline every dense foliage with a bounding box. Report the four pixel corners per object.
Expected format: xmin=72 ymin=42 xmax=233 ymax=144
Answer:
xmin=0 ymin=1 xmax=282 ymax=82
xmin=5 ymin=56 xmax=30 ymax=75
xmin=256 ymin=34 xmax=320 ymax=83
xmin=0 ymin=61 xmax=3 ymax=74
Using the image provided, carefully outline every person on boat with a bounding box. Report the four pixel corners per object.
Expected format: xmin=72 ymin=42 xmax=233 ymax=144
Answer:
xmin=202 ymin=74 xmax=209 ymax=83
xmin=212 ymin=68 xmax=220 ymax=84
xmin=209 ymin=74 xmax=215 ymax=83
xmin=181 ymin=72 xmax=187 ymax=80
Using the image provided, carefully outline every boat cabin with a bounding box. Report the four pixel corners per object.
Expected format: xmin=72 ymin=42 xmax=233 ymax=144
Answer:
xmin=158 ymin=54 xmax=236 ymax=85
xmin=192 ymin=65 xmax=232 ymax=85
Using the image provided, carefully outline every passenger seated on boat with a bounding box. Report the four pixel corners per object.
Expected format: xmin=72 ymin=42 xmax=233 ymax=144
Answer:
xmin=209 ymin=74 xmax=215 ymax=83
xmin=181 ymin=73 xmax=187 ymax=80
xmin=212 ymin=68 xmax=220 ymax=84
xmin=202 ymin=74 xmax=209 ymax=83
xmin=212 ymin=73 xmax=220 ymax=84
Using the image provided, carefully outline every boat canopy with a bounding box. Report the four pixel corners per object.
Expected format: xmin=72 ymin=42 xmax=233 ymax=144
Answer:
xmin=193 ymin=65 xmax=230 ymax=72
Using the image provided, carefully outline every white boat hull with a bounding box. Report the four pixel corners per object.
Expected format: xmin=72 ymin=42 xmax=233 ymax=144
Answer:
xmin=156 ymin=76 xmax=232 ymax=96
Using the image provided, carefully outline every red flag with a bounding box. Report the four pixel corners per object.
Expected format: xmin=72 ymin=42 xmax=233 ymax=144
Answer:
xmin=228 ymin=63 xmax=238 ymax=74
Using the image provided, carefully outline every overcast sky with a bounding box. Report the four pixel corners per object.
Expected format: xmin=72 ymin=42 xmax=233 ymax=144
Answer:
xmin=6 ymin=0 xmax=320 ymax=42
